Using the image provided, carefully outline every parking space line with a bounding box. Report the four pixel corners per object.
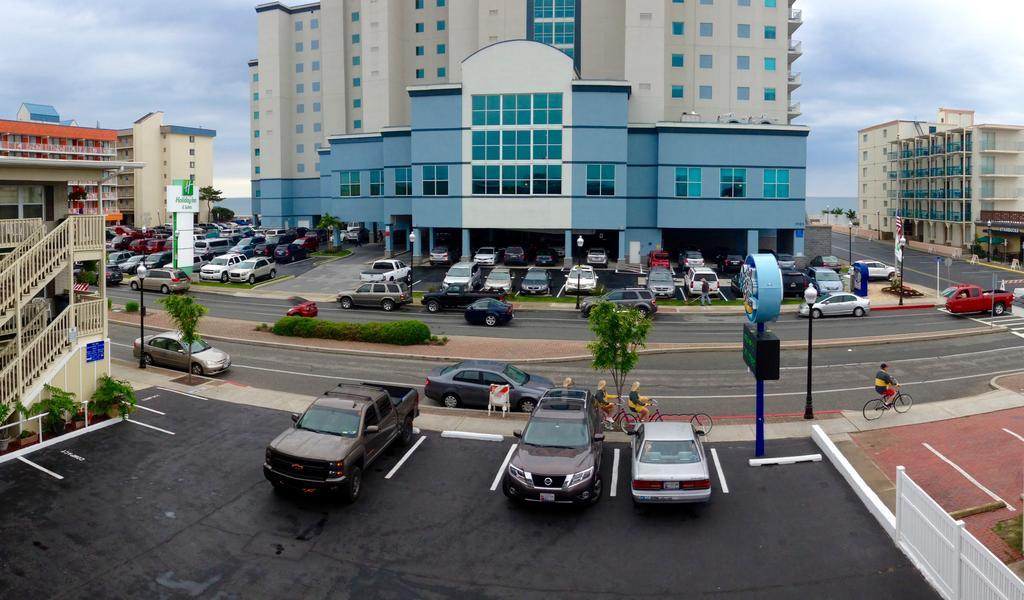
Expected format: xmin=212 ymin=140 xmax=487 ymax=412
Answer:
xmin=1002 ymin=428 xmax=1024 ymax=443
xmin=710 ymin=448 xmax=729 ymax=494
xmin=139 ymin=394 xmax=159 ymax=402
xmin=610 ymin=448 xmax=620 ymax=497
xmin=922 ymin=443 xmax=1015 ymax=511
xmin=490 ymin=443 xmax=518 ymax=491
xmin=18 ymin=457 xmax=63 ymax=480
xmin=135 ymin=405 xmax=166 ymax=416
xmin=385 ymin=435 xmax=426 ymax=480
xmin=126 ymin=419 xmax=176 ymax=436
xmin=156 ymin=387 xmax=206 ymax=401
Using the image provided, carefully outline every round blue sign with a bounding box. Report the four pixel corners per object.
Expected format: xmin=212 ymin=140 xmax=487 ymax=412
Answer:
xmin=741 ymin=254 xmax=783 ymax=323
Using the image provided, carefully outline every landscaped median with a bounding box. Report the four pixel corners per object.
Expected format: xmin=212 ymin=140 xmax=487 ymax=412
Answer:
xmin=268 ymin=315 xmax=434 ymax=346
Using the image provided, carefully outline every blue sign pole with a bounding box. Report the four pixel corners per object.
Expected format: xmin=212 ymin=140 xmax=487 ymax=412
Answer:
xmin=755 ymin=322 xmax=766 ymax=457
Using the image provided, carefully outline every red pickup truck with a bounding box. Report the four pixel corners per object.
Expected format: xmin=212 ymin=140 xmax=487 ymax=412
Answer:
xmin=943 ymin=284 xmax=1014 ymax=316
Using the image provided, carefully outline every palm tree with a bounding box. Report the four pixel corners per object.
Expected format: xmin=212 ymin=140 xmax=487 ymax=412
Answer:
xmin=316 ymin=214 xmax=345 ymax=249
xmin=844 ymin=209 xmax=858 ymax=226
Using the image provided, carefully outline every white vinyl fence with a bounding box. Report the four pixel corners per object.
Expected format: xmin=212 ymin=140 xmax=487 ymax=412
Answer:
xmin=812 ymin=426 xmax=1023 ymax=600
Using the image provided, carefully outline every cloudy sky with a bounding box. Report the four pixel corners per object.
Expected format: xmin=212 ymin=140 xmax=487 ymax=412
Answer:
xmin=3 ymin=0 xmax=1021 ymax=198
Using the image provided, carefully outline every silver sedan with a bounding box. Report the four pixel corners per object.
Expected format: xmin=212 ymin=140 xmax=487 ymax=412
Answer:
xmin=798 ymin=292 xmax=871 ymax=318
xmin=629 ymin=422 xmax=711 ymax=504
xmin=133 ymin=331 xmax=231 ymax=376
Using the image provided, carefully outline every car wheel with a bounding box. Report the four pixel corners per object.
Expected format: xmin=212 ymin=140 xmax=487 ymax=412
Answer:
xmin=484 ymin=314 xmax=498 ymax=327
xmin=220 ymin=273 xmax=228 ymax=283
xmin=636 ymin=306 xmax=650 ymax=318
xmin=588 ymin=475 xmax=603 ymax=505
xmin=398 ymin=416 xmax=414 ymax=446
xmin=340 ymin=297 xmax=354 ymax=309
xmin=426 ymin=300 xmax=440 ymax=313
xmin=517 ymin=397 xmax=537 ymax=413
xmin=142 ymin=353 xmax=154 ymax=366
xmin=248 ymin=275 xmax=256 ymax=284
xmin=130 ymin=280 xmax=139 ymax=290
xmin=581 ymin=308 xmax=591 ymax=318
xmin=191 ymin=363 xmax=204 ymax=376
xmin=406 ymin=274 xmax=412 ymax=284
xmin=381 ymin=299 xmax=396 ymax=312
xmin=994 ymin=302 xmax=1006 ymax=316
xmin=340 ymin=465 xmax=362 ymax=504
xmin=442 ymin=393 xmax=460 ymax=408
xmin=160 ymin=285 xmax=170 ymax=294
xmin=269 ymin=269 xmax=276 ymax=279
xmin=853 ymin=307 xmax=865 ymax=317
xmin=388 ymin=276 xmax=395 ymax=282
xmin=887 ymin=272 xmax=896 ymax=280
xmin=811 ymin=308 xmax=823 ymax=319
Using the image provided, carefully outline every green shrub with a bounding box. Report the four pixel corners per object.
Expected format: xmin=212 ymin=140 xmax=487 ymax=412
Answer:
xmin=271 ymin=316 xmax=431 ymax=345
xmin=107 ymin=298 xmax=112 ymax=310
xmin=125 ymin=301 xmax=139 ymax=313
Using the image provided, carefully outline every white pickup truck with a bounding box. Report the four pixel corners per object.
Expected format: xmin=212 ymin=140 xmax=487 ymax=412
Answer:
xmin=360 ymin=259 xmax=411 ymax=283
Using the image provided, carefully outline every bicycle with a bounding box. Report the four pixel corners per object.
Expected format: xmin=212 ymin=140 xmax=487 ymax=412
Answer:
xmin=862 ymin=387 xmax=913 ymax=421
xmin=603 ymin=397 xmax=713 ymax=435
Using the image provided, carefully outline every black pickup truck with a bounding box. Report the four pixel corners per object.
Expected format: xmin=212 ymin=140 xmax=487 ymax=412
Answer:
xmin=421 ymin=284 xmax=506 ymax=313
xmin=263 ymin=382 xmax=419 ymax=503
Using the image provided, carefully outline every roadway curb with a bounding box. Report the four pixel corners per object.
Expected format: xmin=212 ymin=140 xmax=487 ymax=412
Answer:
xmin=871 ymin=303 xmax=936 ymax=312
xmin=108 ymin=314 xmax=1001 ymax=364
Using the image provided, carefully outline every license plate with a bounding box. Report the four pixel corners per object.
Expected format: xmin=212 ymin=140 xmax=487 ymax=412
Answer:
xmin=664 ymin=481 xmax=680 ymax=490
xmin=540 ymin=493 xmax=555 ymax=502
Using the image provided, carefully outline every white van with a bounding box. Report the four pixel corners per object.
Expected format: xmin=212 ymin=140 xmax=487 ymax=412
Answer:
xmin=194 ymin=238 xmax=232 ymax=259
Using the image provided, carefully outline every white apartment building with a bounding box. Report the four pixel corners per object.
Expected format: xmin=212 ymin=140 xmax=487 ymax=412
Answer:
xmin=115 ymin=112 xmax=216 ymax=227
xmin=858 ymin=108 xmax=1024 ymax=260
xmin=249 ymin=0 xmax=802 ymax=196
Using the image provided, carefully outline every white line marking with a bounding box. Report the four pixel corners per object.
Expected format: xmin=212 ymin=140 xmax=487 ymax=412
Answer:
xmin=710 ymin=448 xmax=729 ymax=493
xmin=385 ymin=435 xmax=426 ymax=480
xmin=749 ymin=454 xmax=822 ymax=467
xmin=135 ymin=405 xmax=166 ymax=415
xmin=610 ymin=448 xmax=620 ymax=498
xmin=1002 ymin=428 xmax=1024 ymax=443
xmin=921 ymin=442 xmax=1015 ymax=511
xmin=441 ymin=431 xmax=504 ymax=442
xmin=156 ymin=387 xmax=206 ymax=401
xmin=139 ymin=394 xmax=159 ymax=402
xmin=126 ymin=419 xmax=176 ymax=436
xmin=18 ymin=457 xmax=63 ymax=480
xmin=491 ymin=443 xmax=518 ymax=491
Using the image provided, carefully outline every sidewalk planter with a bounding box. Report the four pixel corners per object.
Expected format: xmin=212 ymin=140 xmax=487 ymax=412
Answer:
xmin=271 ymin=316 xmax=432 ymax=346
xmin=17 ymin=431 xmax=38 ymax=449
xmin=71 ymin=413 xmax=86 ymax=430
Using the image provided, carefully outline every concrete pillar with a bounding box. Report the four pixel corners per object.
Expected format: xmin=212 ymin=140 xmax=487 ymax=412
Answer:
xmin=385 ymin=223 xmax=392 ymax=256
xmin=618 ymin=230 xmax=627 ymax=267
xmin=793 ymin=229 xmax=805 ymax=257
xmin=746 ymin=229 xmax=759 ymax=257
xmin=429 ymin=227 xmax=435 ymax=252
xmin=564 ymin=229 xmax=573 ymax=268
xmin=412 ymin=227 xmax=422 ymax=258
xmin=461 ymin=228 xmax=470 ymax=261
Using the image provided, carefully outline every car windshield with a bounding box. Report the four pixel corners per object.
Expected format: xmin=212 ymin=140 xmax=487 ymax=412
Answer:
xmin=815 ymin=270 xmax=840 ymax=282
xmin=186 ymin=339 xmax=211 ymax=353
xmin=239 ymin=260 xmax=257 ymax=269
xmin=448 ymin=266 xmax=471 ymax=277
xmin=432 ymin=246 xmax=448 ymax=254
xmin=523 ymin=271 xmax=546 ymax=282
xmin=686 ymin=252 xmax=702 ymax=258
xmin=297 ymin=406 xmax=361 ymax=437
xmin=502 ymin=364 xmax=529 ymax=385
xmin=691 ymin=273 xmax=717 ymax=282
xmin=652 ymin=252 xmax=669 ymax=260
xmin=488 ymin=272 xmax=511 ymax=282
xmin=589 ymin=249 xmax=605 ymax=255
xmin=640 ymin=440 xmax=701 ymax=464
xmin=822 ymin=256 xmax=839 ymax=263
xmin=211 ymin=257 xmax=232 ymax=266
xmin=649 ymin=271 xmax=673 ymax=283
xmin=522 ymin=418 xmax=589 ymax=449
xmin=508 ymin=247 xmax=523 ymax=254
xmin=728 ymin=255 xmax=743 ymax=261
xmin=778 ymin=254 xmax=793 ymax=261
xmin=941 ymin=286 xmax=959 ymax=298
xmin=476 ymin=247 xmax=495 ymax=255
xmin=265 ymin=236 xmax=280 ymax=244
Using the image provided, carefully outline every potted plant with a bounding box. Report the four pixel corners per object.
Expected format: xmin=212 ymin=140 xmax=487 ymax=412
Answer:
xmin=71 ymin=410 xmax=86 ymax=430
xmin=18 ymin=429 xmax=39 ymax=448
xmin=0 ymin=402 xmax=13 ymax=451
xmin=28 ymin=385 xmax=78 ymax=436
xmin=91 ymin=375 xmax=137 ymax=420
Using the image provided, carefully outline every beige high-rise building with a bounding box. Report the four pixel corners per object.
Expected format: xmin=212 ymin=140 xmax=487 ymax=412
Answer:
xmin=249 ymin=0 xmax=802 ymax=196
xmin=858 ymin=108 xmax=1024 ymax=258
xmin=115 ymin=112 xmax=216 ymax=227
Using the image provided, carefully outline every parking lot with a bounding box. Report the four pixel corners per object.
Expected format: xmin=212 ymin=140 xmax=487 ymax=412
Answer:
xmin=0 ymin=388 xmax=935 ymax=598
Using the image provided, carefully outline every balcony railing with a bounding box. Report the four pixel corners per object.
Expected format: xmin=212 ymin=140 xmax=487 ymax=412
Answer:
xmin=0 ymin=141 xmax=115 ymax=156
xmin=788 ymin=40 xmax=802 ymax=53
xmin=946 ymin=166 xmax=964 ymax=176
xmin=915 ymin=147 xmax=930 ymax=157
xmin=0 ymin=218 xmax=43 ymax=248
xmin=948 ymin=190 xmax=964 ymax=198
xmin=980 ymin=165 xmax=1024 ymax=176
xmin=888 ymin=171 xmax=897 ymax=179
xmin=979 ymin=141 xmax=1024 ymax=152
xmin=930 ymin=145 xmax=945 ymax=155
xmin=930 ymin=190 xmax=946 ymax=198
xmin=887 ymin=152 xmax=898 ymax=161
xmin=930 ymin=168 xmax=944 ymax=177
xmin=915 ymin=169 xmax=929 ymax=177
xmin=946 ymin=142 xmax=962 ymax=152
xmin=789 ymin=9 xmax=802 ymax=22
xmin=787 ymin=72 xmax=801 ymax=87
xmin=947 ymin=213 xmax=963 ymax=221
xmin=787 ymin=102 xmax=801 ymax=114
xmin=901 ymin=150 xmax=913 ymax=159
xmin=900 ymin=169 xmax=913 ymax=178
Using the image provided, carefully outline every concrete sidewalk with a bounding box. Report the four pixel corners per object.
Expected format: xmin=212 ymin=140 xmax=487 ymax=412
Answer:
xmin=112 ymin=359 xmax=1024 ymax=447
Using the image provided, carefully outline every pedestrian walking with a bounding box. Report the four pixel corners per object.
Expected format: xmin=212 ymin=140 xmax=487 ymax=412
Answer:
xmin=700 ymin=278 xmax=711 ymax=306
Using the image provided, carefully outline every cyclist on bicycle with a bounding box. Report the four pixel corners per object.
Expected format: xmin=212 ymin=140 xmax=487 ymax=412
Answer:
xmin=594 ymin=380 xmax=616 ymax=422
xmin=627 ymin=381 xmax=650 ymax=421
xmin=874 ymin=363 xmax=899 ymax=406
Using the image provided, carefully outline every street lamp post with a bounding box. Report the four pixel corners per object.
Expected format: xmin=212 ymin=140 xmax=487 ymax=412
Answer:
xmin=407 ymin=230 xmax=416 ymax=295
xmin=987 ymin=220 xmax=993 ymax=263
xmin=898 ymin=236 xmax=907 ymax=306
xmin=803 ymin=284 xmax=818 ymax=420
xmin=875 ymin=210 xmax=880 ymax=238
xmin=575 ymin=235 xmax=584 ymax=309
xmin=136 ymin=264 xmax=148 ymax=369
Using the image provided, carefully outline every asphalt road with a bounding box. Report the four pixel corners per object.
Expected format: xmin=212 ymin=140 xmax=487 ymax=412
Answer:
xmin=0 ymin=389 xmax=934 ymax=599
xmin=105 ymin=283 xmax=982 ymax=344
xmin=109 ymin=321 xmax=1023 ymax=417
xmin=829 ymin=231 xmax=1017 ymax=292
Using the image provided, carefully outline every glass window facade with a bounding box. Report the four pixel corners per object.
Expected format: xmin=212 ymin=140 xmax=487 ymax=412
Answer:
xmin=764 ymin=57 xmax=776 ymax=71
xmin=700 ymin=22 xmax=713 ymax=36
xmin=395 ymin=167 xmax=412 ymax=196
xmin=699 ymin=54 xmax=712 ymax=69
xmin=764 ymin=87 xmax=776 ymax=101
xmin=471 ymin=165 xmax=500 ymax=195
xmin=586 ymin=164 xmax=615 ymax=196
xmin=671 ymin=54 xmax=684 ymax=67
xmin=699 ymin=85 xmax=712 ymax=99
xmin=675 ymin=168 xmax=702 ymax=197
xmin=720 ymin=168 xmax=747 ymax=198
xmin=502 ymin=130 xmax=531 ymax=160
xmin=672 ymin=22 xmax=684 ymax=35
xmin=423 ymin=165 xmax=449 ymax=196
xmin=502 ymin=94 xmax=532 ymax=125
xmin=737 ymin=86 xmax=750 ymax=100
xmin=532 ymin=130 xmax=562 ymax=160
xmin=472 ymin=130 xmax=500 ymax=160
xmin=671 ymin=85 xmax=684 ymax=98
xmin=533 ymin=0 xmax=575 ymax=58
xmin=370 ymin=169 xmax=383 ymax=196
xmin=763 ymin=169 xmax=790 ymax=198
xmin=532 ymin=165 xmax=562 ymax=195
xmin=339 ymin=171 xmax=360 ymax=197
xmin=737 ymin=23 xmax=750 ymax=38
xmin=501 ymin=165 xmax=531 ymax=195
xmin=764 ymin=25 xmax=776 ymax=39
xmin=737 ymin=55 xmax=750 ymax=69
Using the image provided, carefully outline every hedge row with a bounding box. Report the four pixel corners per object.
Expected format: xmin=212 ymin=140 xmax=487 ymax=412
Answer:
xmin=271 ymin=316 xmax=431 ymax=346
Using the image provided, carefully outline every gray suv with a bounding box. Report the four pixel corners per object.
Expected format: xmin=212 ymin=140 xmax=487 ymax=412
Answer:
xmin=424 ymin=360 xmax=554 ymax=413
xmin=580 ymin=288 xmax=658 ymax=318
xmin=337 ymin=282 xmax=412 ymax=311
xmin=502 ymin=390 xmax=605 ymax=505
